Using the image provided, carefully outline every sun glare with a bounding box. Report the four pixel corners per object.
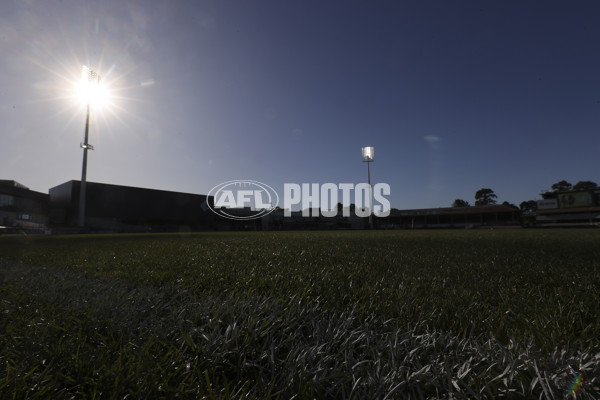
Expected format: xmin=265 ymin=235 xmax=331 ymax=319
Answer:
xmin=77 ymin=81 xmax=109 ymax=108
xmin=31 ymin=46 xmax=149 ymax=142
xmin=77 ymin=66 xmax=109 ymax=108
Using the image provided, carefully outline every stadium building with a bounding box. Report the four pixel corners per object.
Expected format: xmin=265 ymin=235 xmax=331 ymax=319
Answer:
xmin=48 ymin=180 xmax=219 ymax=233
xmin=11 ymin=177 xmax=597 ymax=232
xmin=0 ymin=180 xmax=49 ymax=234
xmin=383 ymin=204 xmax=520 ymax=229
xmin=536 ymin=189 xmax=600 ymax=227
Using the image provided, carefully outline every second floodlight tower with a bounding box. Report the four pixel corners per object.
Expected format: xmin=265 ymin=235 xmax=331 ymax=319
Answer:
xmin=362 ymin=146 xmax=374 ymax=229
xmin=78 ymin=65 xmax=101 ymax=228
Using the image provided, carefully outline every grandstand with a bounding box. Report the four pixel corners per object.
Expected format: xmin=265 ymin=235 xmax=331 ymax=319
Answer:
xmin=536 ymin=189 xmax=600 ymax=227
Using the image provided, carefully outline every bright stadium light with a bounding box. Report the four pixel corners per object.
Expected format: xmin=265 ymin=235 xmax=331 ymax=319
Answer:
xmin=78 ymin=65 xmax=102 ymax=228
xmin=362 ymin=146 xmax=374 ymax=162
xmin=362 ymin=146 xmax=374 ymax=229
xmin=78 ymin=66 xmax=107 ymax=107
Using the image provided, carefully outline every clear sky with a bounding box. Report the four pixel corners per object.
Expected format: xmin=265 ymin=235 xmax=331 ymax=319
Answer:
xmin=1 ymin=0 xmax=599 ymax=210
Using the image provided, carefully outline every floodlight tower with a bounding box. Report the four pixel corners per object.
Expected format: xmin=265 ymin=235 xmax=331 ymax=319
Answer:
xmin=78 ymin=66 xmax=101 ymax=228
xmin=362 ymin=146 xmax=374 ymax=229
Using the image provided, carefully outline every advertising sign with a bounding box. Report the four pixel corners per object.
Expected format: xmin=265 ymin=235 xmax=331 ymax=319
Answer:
xmin=558 ymin=192 xmax=593 ymax=209
xmin=537 ymin=199 xmax=558 ymax=210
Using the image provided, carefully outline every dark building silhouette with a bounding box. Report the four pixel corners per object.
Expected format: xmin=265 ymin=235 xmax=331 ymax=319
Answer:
xmin=0 ymin=180 xmax=49 ymax=233
xmin=383 ymin=204 xmax=519 ymax=229
xmin=49 ymin=180 xmax=217 ymax=233
xmin=8 ymin=178 xmax=583 ymax=233
xmin=536 ymin=189 xmax=600 ymax=227
xmin=262 ymin=207 xmax=367 ymax=230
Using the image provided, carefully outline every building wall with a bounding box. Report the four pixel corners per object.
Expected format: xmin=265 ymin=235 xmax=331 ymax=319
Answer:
xmin=49 ymin=180 xmax=217 ymax=232
xmin=385 ymin=205 xmax=518 ymax=229
xmin=536 ymin=189 xmax=600 ymax=227
xmin=0 ymin=180 xmax=49 ymax=233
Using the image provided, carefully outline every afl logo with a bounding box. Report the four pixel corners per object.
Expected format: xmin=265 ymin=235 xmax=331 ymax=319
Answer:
xmin=207 ymin=180 xmax=280 ymax=220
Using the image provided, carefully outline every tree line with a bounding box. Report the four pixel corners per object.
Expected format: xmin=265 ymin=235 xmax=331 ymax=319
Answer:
xmin=452 ymin=188 xmax=513 ymax=208
xmin=452 ymin=180 xmax=598 ymax=213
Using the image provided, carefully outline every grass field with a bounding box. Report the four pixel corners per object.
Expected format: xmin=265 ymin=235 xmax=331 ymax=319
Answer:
xmin=1 ymin=230 xmax=599 ymax=398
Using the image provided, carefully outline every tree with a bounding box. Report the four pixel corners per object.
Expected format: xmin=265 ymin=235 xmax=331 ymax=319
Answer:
xmin=474 ymin=188 xmax=497 ymax=206
xmin=452 ymin=199 xmax=470 ymax=207
xmin=519 ymin=200 xmax=537 ymax=228
xmin=502 ymin=201 xmax=518 ymax=209
xmin=573 ymin=180 xmax=598 ymax=191
xmin=542 ymin=180 xmax=597 ymax=198
xmin=551 ymin=180 xmax=572 ymax=193
xmin=519 ymin=200 xmax=537 ymax=214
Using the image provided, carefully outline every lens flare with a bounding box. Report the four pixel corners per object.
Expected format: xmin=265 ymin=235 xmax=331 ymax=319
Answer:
xmin=568 ymin=374 xmax=584 ymax=396
xmin=77 ymin=65 xmax=109 ymax=108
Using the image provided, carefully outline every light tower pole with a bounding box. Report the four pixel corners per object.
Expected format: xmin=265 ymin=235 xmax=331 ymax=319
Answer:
xmin=78 ymin=66 xmax=100 ymax=228
xmin=362 ymin=146 xmax=374 ymax=229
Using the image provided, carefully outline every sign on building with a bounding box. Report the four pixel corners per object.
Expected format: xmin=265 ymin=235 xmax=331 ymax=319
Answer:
xmin=537 ymin=199 xmax=558 ymax=210
xmin=558 ymin=192 xmax=593 ymax=209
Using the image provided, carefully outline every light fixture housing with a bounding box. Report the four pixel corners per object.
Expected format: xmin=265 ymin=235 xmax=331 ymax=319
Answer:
xmin=82 ymin=65 xmax=101 ymax=84
xmin=362 ymin=146 xmax=374 ymax=162
xmin=78 ymin=65 xmax=105 ymax=106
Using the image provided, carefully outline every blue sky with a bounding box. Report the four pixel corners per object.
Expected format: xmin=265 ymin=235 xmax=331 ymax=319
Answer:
xmin=1 ymin=0 xmax=599 ymax=209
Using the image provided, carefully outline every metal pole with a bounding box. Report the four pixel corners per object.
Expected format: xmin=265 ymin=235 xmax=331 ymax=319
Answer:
xmin=78 ymin=102 xmax=90 ymax=228
xmin=367 ymin=160 xmax=373 ymax=229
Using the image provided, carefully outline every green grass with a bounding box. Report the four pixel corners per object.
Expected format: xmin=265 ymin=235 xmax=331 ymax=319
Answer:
xmin=1 ymin=230 xmax=599 ymax=398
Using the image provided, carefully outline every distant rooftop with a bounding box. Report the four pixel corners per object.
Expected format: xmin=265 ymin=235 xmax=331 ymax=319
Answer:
xmin=390 ymin=204 xmax=518 ymax=217
xmin=0 ymin=180 xmax=30 ymax=190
